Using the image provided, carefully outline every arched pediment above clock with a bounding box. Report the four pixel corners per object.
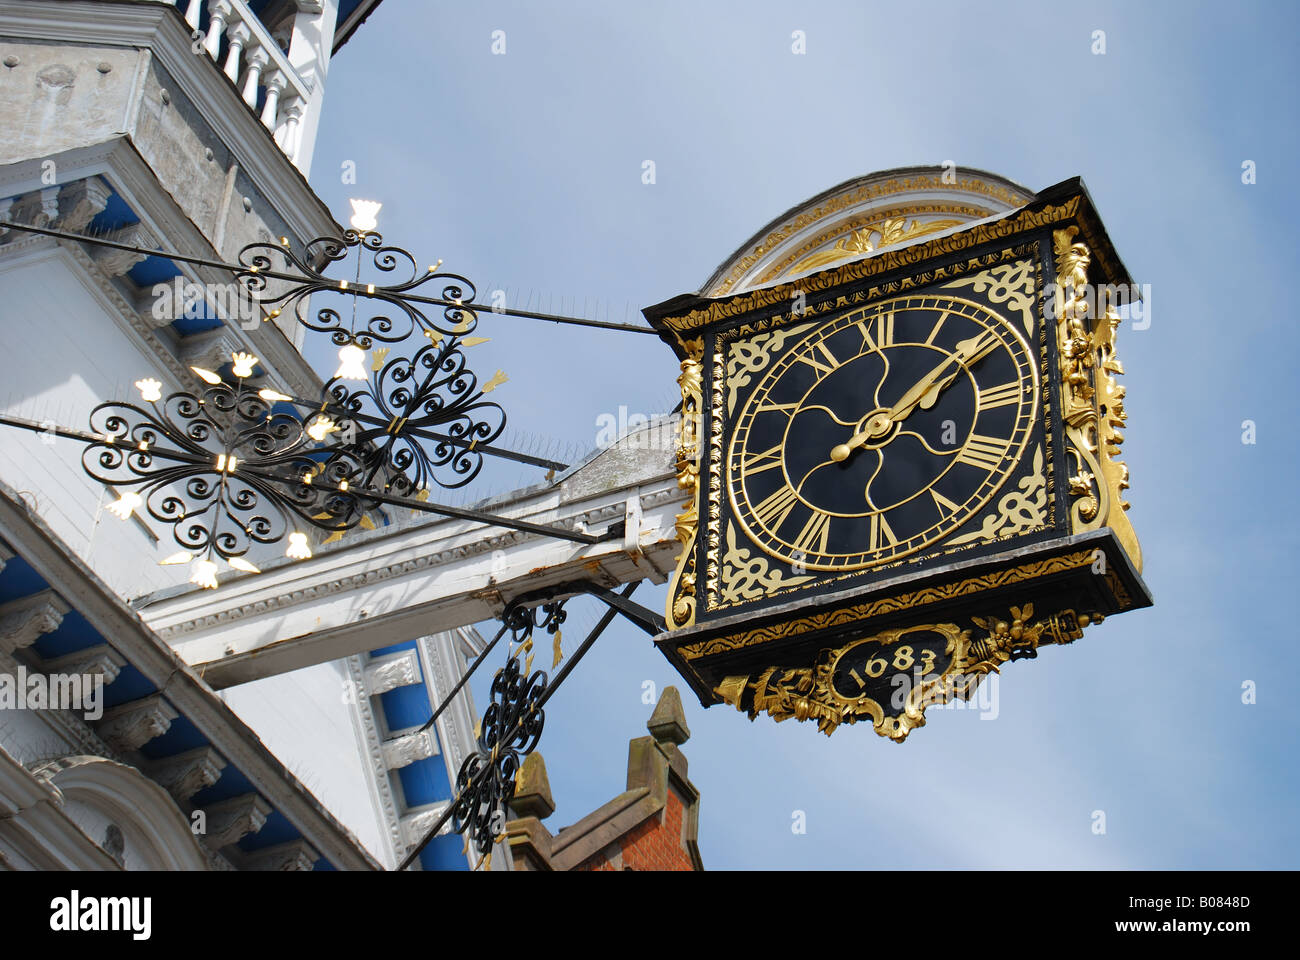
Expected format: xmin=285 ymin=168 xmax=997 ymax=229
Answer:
xmin=701 ymin=165 xmax=1036 ymax=297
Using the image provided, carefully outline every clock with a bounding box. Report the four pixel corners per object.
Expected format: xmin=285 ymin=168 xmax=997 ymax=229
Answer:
xmin=728 ymin=294 xmax=1037 ymax=572
xmin=644 ymin=172 xmax=1152 ymax=741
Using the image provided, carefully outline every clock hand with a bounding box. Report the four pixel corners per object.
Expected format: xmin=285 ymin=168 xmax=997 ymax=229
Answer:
xmin=830 ymin=334 xmax=985 ymax=462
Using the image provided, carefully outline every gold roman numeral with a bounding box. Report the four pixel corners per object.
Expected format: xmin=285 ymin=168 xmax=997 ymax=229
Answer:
xmin=930 ymin=488 xmax=961 ymax=516
xmin=956 ymin=434 xmax=1011 ymax=471
xmin=742 ymin=443 xmax=784 ymax=476
xmin=753 ymin=485 xmax=801 ymax=530
xmin=869 ymin=511 xmax=899 ymax=553
xmin=977 ymin=381 xmax=1021 ymax=410
xmin=791 ymin=511 xmax=831 ymax=555
xmin=755 ymin=400 xmax=800 ymax=415
xmin=874 ymin=311 xmax=895 ymax=347
xmin=795 ymin=341 xmax=838 ymax=377
xmin=924 ymin=311 xmax=951 ymax=346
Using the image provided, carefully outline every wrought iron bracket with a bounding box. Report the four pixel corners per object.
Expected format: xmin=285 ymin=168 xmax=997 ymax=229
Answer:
xmin=507 ymin=579 xmax=666 ymax=636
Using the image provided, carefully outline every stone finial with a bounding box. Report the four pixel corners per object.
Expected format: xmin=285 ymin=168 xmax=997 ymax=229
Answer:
xmin=510 ymin=752 xmax=554 ymax=820
xmin=647 ymin=686 xmax=690 ymax=745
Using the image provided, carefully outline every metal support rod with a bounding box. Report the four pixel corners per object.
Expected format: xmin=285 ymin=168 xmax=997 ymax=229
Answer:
xmin=284 ymin=391 xmax=570 ymax=472
xmin=0 ymin=413 xmax=607 ymax=545
xmin=0 ymin=219 xmax=659 ymax=335
xmin=396 ymin=582 xmax=640 ymax=871
xmin=586 ymin=584 xmax=666 ymax=635
xmin=416 ymin=619 xmax=511 ymax=736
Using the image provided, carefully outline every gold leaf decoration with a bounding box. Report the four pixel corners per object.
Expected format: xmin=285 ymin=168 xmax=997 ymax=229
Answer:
xmin=951 ymin=445 xmax=1047 ymax=545
xmin=942 ymin=258 xmax=1036 ymax=335
xmin=718 ymin=522 xmax=813 ymax=607
xmin=725 ymin=322 xmax=812 ymax=412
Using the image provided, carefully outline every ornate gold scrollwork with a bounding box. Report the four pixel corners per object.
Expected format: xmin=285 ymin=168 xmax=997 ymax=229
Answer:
xmin=1052 ymin=227 xmax=1141 ymax=572
xmin=713 ymin=602 xmax=1100 ymax=741
xmin=951 ymin=445 xmax=1047 ymax=545
xmin=660 ymin=199 xmax=1081 ymax=336
xmin=665 ymin=337 xmax=704 ymax=630
xmin=784 ymin=216 xmax=965 ymax=278
xmin=718 ymin=522 xmax=812 ymax=607
xmin=713 ymin=175 xmax=1033 ymax=294
xmin=725 ymin=322 xmax=811 ymax=412
xmin=942 ymin=258 xmax=1037 ymax=335
xmin=682 ymin=549 xmax=1102 ymax=661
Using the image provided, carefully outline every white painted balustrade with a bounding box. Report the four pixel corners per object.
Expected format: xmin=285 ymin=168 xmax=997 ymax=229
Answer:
xmin=175 ymin=0 xmax=319 ymax=170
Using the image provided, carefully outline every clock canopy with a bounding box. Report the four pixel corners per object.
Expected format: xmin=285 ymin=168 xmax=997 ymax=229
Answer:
xmin=701 ymin=165 xmax=1038 ymax=297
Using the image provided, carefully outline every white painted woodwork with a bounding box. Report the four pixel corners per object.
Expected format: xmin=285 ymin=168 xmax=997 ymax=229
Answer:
xmin=141 ymin=431 xmax=683 ymax=689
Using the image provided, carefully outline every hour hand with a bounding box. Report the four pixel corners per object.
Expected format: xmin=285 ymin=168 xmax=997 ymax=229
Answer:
xmin=831 ymin=335 xmax=991 ymax=462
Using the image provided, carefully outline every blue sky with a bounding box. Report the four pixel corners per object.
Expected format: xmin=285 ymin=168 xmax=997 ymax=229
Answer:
xmin=307 ymin=0 xmax=1300 ymax=868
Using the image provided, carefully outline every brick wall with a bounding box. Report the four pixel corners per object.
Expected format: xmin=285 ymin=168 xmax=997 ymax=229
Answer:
xmin=505 ymin=686 xmax=703 ymax=871
xmin=574 ymin=787 xmax=694 ymax=872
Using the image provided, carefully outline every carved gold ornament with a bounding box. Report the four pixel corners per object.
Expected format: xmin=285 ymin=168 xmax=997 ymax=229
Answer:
xmin=1052 ymin=227 xmax=1141 ymax=572
xmin=718 ymin=522 xmax=812 ymax=607
xmin=662 ymin=199 xmax=1081 ymax=335
xmin=782 ymin=216 xmax=965 ymax=279
xmin=681 ymin=549 xmax=1104 ymax=661
xmin=665 ymin=337 xmax=705 ymax=630
xmin=725 ymin=322 xmax=811 ymax=412
xmin=951 ymin=445 xmax=1048 ymax=545
xmin=942 ymin=258 xmax=1037 ymax=335
xmin=713 ymin=603 xmax=1097 ymax=740
xmin=712 ymin=175 xmax=1033 ymax=294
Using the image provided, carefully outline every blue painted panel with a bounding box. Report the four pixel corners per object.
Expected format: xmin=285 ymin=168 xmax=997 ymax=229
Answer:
xmin=127 ymin=256 xmax=180 ymax=288
xmin=420 ymin=833 xmax=468 ymax=871
xmin=99 ymin=664 xmax=158 ymax=709
xmin=337 ymin=0 xmax=365 ymax=24
xmin=0 ymin=552 xmax=49 ymax=601
xmin=397 ymin=755 xmax=450 ymax=808
xmin=137 ymin=712 xmax=209 ymax=760
xmin=379 ymin=681 xmax=431 ymax=731
xmin=238 ymin=809 xmax=301 ymax=851
xmin=171 ymin=315 xmax=227 ymax=336
xmin=87 ymin=189 xmax=137 ymax=233
xmin=190 ymin=763 xmax=257 ymax=807
xmin=31 ymin=609 xmax=104 ymax=658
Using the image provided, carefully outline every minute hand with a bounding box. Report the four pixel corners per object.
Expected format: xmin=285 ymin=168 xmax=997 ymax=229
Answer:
xmin=885 ymin=331 xmax=994 ymax=422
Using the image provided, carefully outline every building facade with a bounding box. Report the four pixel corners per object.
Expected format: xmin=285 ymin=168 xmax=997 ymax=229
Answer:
xmin=0 ymin=0 xmax=487 ymax=871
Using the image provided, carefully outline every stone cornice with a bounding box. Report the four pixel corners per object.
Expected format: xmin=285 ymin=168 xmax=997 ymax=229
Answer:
xmin=0 ymin=0 xmax=338 ymax=239
xmin=0 ymin=480 xmax=381 ymax=870
xmin=146 ymin=476 xmax=680 ymax=641
xmin=344 ymin=653 xmax=401 ymax=864
xmin=0 ymin=146 xmax=324 ymax=399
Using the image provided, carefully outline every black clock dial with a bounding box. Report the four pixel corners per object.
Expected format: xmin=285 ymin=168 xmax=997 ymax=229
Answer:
xmin=727 ymin=295 xmax=1037 ymax=571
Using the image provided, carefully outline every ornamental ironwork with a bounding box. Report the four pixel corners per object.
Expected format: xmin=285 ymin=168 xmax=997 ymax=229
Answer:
xmin=0 ymin=213 xmax=659 ymax=592
xmin=84 ymin=361 xmax=368 ymax=585
xmin=237 ymin=229 xmax=478 ymax=348
xmin=324 ymin=337 xmax=507 ymax=494
xmin=450 ymin=600 xmax=565 ymax=860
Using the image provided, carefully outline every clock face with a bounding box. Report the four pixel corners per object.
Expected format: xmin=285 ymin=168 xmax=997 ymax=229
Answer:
xmin=727 ymin=295 xmax=1037 ymax=571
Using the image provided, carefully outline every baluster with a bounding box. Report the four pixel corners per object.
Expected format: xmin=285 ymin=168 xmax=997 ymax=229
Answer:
xmin=181 ymin=0 xmax=202 ymax=30
xmin=241 ymin=46 xmax=270 ymax=108
xmin=260 ymin=70 xmax=287 ymax=130
xmin=223 ymin=20 xmax=251 ymax=82
xmin=205 ymin=1 xmax=233 ymax=58
xmin=275 ymin=95 xmax=305 ymax=158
